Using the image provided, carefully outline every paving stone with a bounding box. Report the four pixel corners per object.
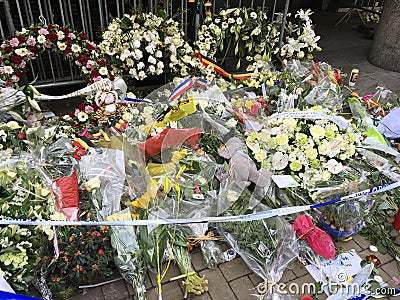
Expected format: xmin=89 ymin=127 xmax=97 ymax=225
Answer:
xmin=380 ymin=261 xmax=400 ymax=278
xmin=186 ymin=291 xmax=213 ymax=299
xmin=280 ymin=269 xmax=298 ymax=283
xmin=335 ymin=237 xmax=363 ymax=253
xmin=148 ymin=263 xmax=182 ymax=285
xmin=290 ymin=261 xmax=309 ymax=279
xmin=145 ymin=287 xmax=160 ymax=300
xmin=68 ymin=287 xmax=105 ymax=300
xmin=352 ymin=234 xmax=372 ymax=250
xmin=248 ymin=272 xmax=263 ymax=287
xmin=191 ymin=249 xmax=209 ymax=272
xmin=286 ymin=273 xmax=318 ymax=297
xmin=218 ymin=257 xmax=253 ymax=282
xmin=229 ymin=276 xmax=257 ymax=300
xmin=144 ymin=270 xmax=154 ymax=290
xmin=101 ymin=280 xmax=130 ymax=300
xmin=199 ymin=268 xmax=236 ymax=300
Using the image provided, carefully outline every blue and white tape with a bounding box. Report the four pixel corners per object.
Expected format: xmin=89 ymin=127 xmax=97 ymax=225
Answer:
xmin=0 ymin=181 xmax=399 ymax=227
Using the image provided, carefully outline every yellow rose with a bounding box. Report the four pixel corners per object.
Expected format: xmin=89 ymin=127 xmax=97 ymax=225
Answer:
xmin=310 ymin=125 xmax=325 ymax=139
xmin=275 ymin=134 xmax=289 ymax=145
xmin=304 ymin=148 xmax=318 ymax=160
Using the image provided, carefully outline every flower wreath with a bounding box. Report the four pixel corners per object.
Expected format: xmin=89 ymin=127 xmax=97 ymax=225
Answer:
xmin=0 ymin=23 xmax=114 ymax=87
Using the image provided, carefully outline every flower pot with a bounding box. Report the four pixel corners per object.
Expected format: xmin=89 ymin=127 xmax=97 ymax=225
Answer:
xmin=320 ymin=218 xmax=363 ymax=241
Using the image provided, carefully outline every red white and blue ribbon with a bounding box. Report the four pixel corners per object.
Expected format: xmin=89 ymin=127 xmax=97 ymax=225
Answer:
xmin=167 ymin=77 xmax=207 ymax=102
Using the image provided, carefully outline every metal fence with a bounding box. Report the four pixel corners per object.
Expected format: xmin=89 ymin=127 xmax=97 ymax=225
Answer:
xmin=0 ymin=0 xmax=287 ymax=87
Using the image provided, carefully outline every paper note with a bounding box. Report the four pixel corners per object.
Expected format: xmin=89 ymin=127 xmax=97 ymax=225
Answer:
xmin=272 ymin=175 xmax=300 ymax=188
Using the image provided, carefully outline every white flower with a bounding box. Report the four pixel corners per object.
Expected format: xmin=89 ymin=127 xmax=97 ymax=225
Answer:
xmin=155 ymin=50 xmax=162 ymax=58
xmin=99 ymin=67 xmax=108 ymax=75
xmin=272 ymin=152 xmax=289 ymax=170
xmin=37 ymin=35 xmax=46 ymax=43
xmin=226 ymin=190 xmax=239 ymax=202
xmin=325 ymin=159 xmax=343 ymax=174
xmin=310 ymin=125 xmax=325 ymax=139
xmin=236 ymin=17 xmax=243 ymax=25
xmin=148 ymin=55 xmax=157 ymax=65
xmin=226 ymin=118 xmax=238 ymax=128
xmin=295 ymin=9 xmax=313 ymax=21
xmin=137 ymin=62 xmax=145 ymax=70
xmin=222 ymin=22 xmax=229 ymax=29
xmin=85 ymin=177 xmax=101 ymax=192
xmin=250 ymin=12 xmax=257 ymax=19
xmin=122 ymin=112 xmax=133 ymax=122
xmin=57 ymin=31 xmax=65 ymax=40
xmin=71 ymin=44 xmax=81 ymax=53
xmin=57 ymin=42 xmax=67 ymax=50
xmin=3 ymin=66 xmax=14 ymax=74
xmin=77 ymin=111 xmax=88 ymax=122
xmin=15 ymin=48 xmax=29 ymax=56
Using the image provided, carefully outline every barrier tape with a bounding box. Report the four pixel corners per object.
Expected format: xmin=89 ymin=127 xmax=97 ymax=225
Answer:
xmin=0 ymin=181 xmax=399 ymax=227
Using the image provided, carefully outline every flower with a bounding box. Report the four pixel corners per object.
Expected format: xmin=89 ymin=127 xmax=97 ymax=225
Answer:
xmin=77 ymin=111 xmax=88 ymax=122
xmin=366 ymin=254 xmax=381 ymax=266
xmin=74 ymin=148 xmax=87 ymax=159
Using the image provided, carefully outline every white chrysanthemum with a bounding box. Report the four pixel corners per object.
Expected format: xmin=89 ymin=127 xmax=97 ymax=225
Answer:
xmin=15 ymin=48 xmax=29 ymax=56
xmin=57 ymin=42 xmax=67 ymax=50
xmin=77 ymin=111 xmax=88 ymax=122
xmin=71 ymin=44 xmax=81 ymax=53
xmin=37 ymin=35 xmax=46 ymax=43
xmin=3 ymin=66 xmax=14 ymax=74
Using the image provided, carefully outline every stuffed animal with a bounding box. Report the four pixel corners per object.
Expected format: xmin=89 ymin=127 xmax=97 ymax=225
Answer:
xmin=218 ymin=137 xmax=271 ymax=188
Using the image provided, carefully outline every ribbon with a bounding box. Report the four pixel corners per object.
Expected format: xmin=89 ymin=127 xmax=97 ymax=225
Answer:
xmin=1 ymin=180 xmax=399 ymax=226
xmin=194 ymin=50 xmax=252 ymax=80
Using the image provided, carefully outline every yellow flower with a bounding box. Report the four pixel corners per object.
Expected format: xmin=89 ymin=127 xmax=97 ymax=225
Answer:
xmin=310 ymin=125 xmax=325 ymax=139
xmin=275 ymin=134 xmax=289 ymax=145
xmin=304 ymin=148 xmax=318 ymax=160
xmin=245 ymin=100 xmax=253 ymax=109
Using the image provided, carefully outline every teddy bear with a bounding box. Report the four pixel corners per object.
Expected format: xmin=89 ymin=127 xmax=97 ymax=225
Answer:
xmin=218 ymin=137 xmax=271 ymax=188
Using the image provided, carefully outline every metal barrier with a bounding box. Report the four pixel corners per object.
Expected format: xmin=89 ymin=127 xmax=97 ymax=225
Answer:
xmin=0 ymin=0 xmax=286 ymax=87
xmin=335 ymin=0 xmax=384 ymax=27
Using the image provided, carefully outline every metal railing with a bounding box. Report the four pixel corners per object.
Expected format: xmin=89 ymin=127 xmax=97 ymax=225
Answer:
xmin=0 ymin=0 xmax=287 ymax=87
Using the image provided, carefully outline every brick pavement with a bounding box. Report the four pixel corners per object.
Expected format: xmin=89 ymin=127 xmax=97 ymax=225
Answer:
xmin=69 ymin=233 xmax=398 ymax=300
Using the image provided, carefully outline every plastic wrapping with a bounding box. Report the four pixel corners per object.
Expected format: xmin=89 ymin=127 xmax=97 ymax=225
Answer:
xmin=107 ymin=209 xmax=146 ymax=300
xmin=219 ymin=202 xmax=298 ymax=299
xmin=0 ymin=84 xmax=26 ymax=113
xmin=304 ymin=75 xmax=343 ymax=112
xmin=79 ymin=148 xmax=125 ymax=219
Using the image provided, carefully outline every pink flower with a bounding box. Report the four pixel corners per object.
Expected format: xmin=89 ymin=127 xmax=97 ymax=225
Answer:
xmin=38 ymin=28 xmax=49 ymax=35
xmin=26 ymin=52 xmax=35 ymax=58
xmin=93 ymin=76 xmax=102 ymax=82
xmin=12 ymin=75 xmax=20 ymax=82
xmin=26 ymin=37 xmax=36 ymax=46
xmin=44 ymin=42 xmax=52 ymax=48
xmin=98 ymin=249 xmax=104 ymax=255
xmin=74 ymin=109 xmax=80 ymax=117
xmin=9 ymin=38 xmax=19 ymax=47
xmin=250 ymin=102 xmax=261 ymax=115
xmin=68 ymin=33 xmax=76 ymax=39
xmin=75 ymin=60 xmax=82 ymax=67
xmin=86 ymin=60 xmax=95 ymax=69
xmin=1 ymin=42 xmax=6 ymax=48
xmin=85 ymin=105 xmax=94 ymax=113
xmin=19 ymin=61 xmax=26 ymax=68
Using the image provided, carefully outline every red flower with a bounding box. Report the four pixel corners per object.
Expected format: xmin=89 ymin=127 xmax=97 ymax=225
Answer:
xmin=31 ymin=27 xmax=39 ymax=34
xmin=17 ymin=36 xmax=25 ymax=43
xmin=4 ymin=46 xmax=12 ymax=54
xmin=109 ymin=74 xmax=115 ymax=81
xmin=90 ymin=69 xmax=100 ymax=78
xmin=97 ymin=59 xmax=106 ymax=67
xmin=64 ymin=46 xmax=72 ymax=54
xmin=63 ymin=36 xmax=72 ymax=44
xmin=47 ymin=24 xmax=55 ymax=30
xmin=78 ymin=33 xmax=87 ymax=40
xmin=69 ymin=111 xmax=75 ymax=118
xmin=366 ymin=254 xmax=381 ymax=266
xmin=12 ymin=55 xmax=22 ymax=65
xmin=17 ymin=132 xmax=26 ymax=139
xmin=86 ymin=43 xmax=95 ymax=51
xmin=78 ymin=103 xmax=86 ymax=111
xmin=61 ymin=27 xmax=69 ymax=34
xmin=73 ymin=148 xmax=87 ymax=159
xmin=15 ymin=70 xmax=23 ymax=77
xmin=92 ymin=104 xmax=99 ymax=111
xmin=29 ymin=46 xmax=39 ymax=54
xmin=98 ymin=249 xmax=104 ymax=255
xmin=77 ymin=54 xmax=88 ymax=64
xmin=46 ymin=32 xmax=58 ymax=43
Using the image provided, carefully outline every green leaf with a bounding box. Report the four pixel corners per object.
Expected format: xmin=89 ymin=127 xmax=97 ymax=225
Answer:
xmin=376 ymin=243 xmax=387 ymax=255
xmin=120 ymin=16 xmax=132 ymax=30
xmin=236 ymin=59 xmax=241 ymax=69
